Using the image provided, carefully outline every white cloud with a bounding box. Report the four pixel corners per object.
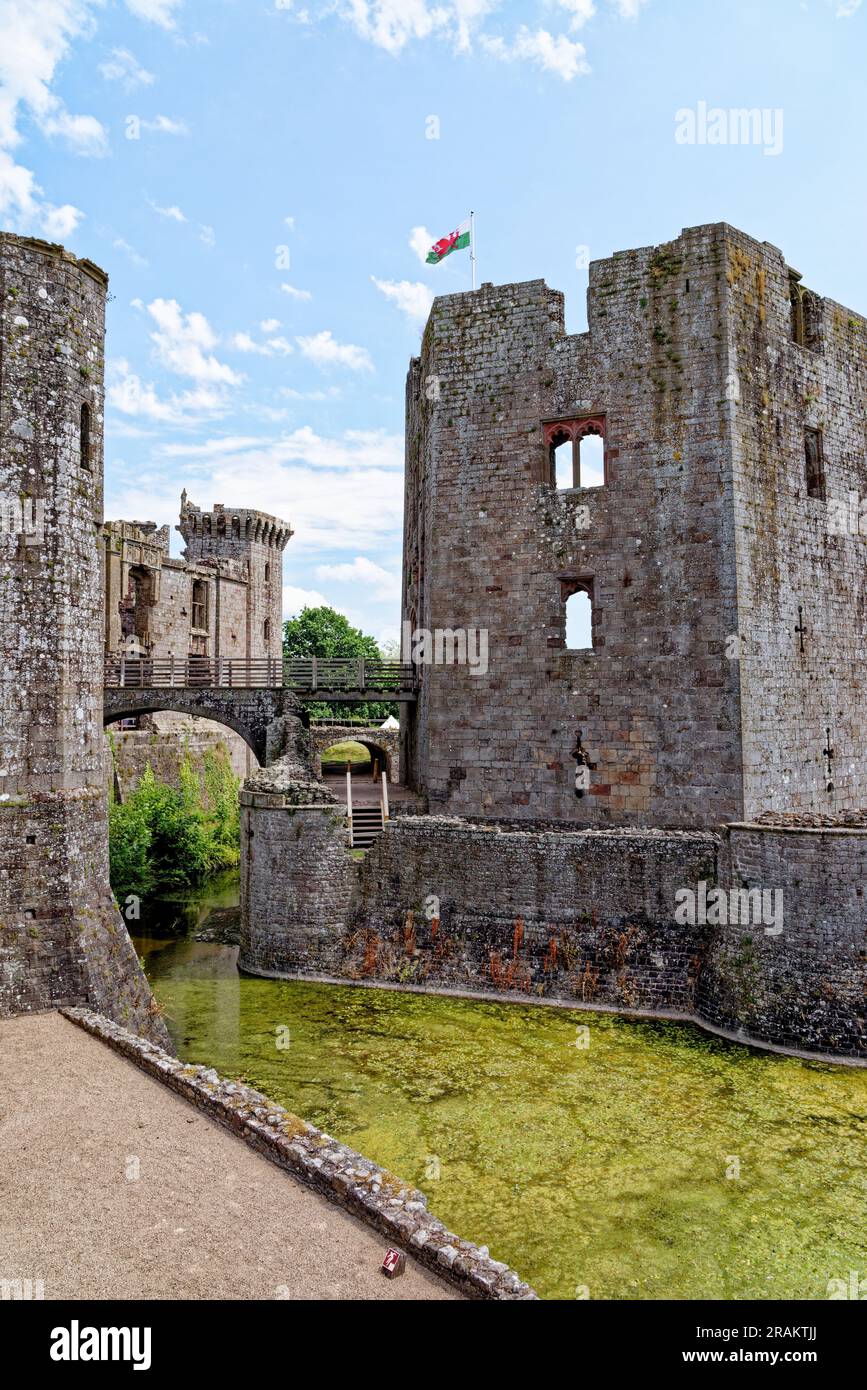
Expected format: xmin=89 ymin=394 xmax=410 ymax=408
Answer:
xmin=261 ymin=318 xmax=282 ymax=333
xmin=113 ymin=236 xmax=149 ymax=268
xmin=371 ymin=276 xmax=434 ymax=323
xmin=338 ymin=0 xmax=451 ymax=55
xmin=231 ymin=330 xmax=294 ymax=357
xmin=283 ymin=585 xmax=330 ymax=617
xmin=125 ymin=0 xmax=183 ymax=28
xmin=149 ymin=200 xmax=187 ymax=221
xmin=40 ymin=107 xmax=107 ymax=154
xmin=556 ymin=0 xmax=596 ymax=27
xmin=324 ymin=0 xmax=646 ymax=74
xmin=481 ymin=26 xmax=590 ymax=80
xmin=284 ymin=214 xmax=295 ymax=229
xmin=40 ymin=196 xmax=84 ymax=240
xmin=0 ymin=0 xmax=109 ymax=236
xmin=147 ymin=298 xmax=242 ymax=384
xmin=279 ymin=386 xmax=341 ymax=402
xmin=834 ymin=0 xmax=862 ymax=13
xmin=99 ymin=47 xmax=155 ymax=87
xmin=409 ymin=225 xmax=435 ymax=264
xmin=107 ymin=358 xmax=230 ymax=427
xmin=106 ymin=427 xmax=404 ymax=555
xmin=160 ymin=426 xmax=401 ymax=471
xmin=314 ymin=556 xmax=400 ymax=600
xmin=140 ymin=114 xmax=189 ymax=135
xmin=608 ymin=0 xmax=648 ymax=15
xmin=198 ymin=223 xmax=215 ymax=246
xmin=296 ymin=330 xmax=373 ymax=371
xmin=281 ymin=282 xmax=313 ymax=300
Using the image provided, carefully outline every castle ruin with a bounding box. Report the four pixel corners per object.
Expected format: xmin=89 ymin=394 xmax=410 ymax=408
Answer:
xmin=401 ymin=221 xmax=867 ymax=825
xmin=240 ymin=222 xmax=867 ymax=1062
xmin=0 ymin=234 xmax=167 ymax=1043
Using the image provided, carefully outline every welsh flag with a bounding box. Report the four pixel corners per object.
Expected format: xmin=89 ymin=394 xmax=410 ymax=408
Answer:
xmin=426 ymin=219 xmax=471 ymax=265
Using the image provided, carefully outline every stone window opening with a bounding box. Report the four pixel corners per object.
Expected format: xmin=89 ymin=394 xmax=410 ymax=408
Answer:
xmin=805 ymin=427 xmax=826 ymax=499
xmin=191 ymin=579 xmax=207 ymax=632
xmin=80 ymin=403 xmax=91 ymax=470
xmin=544 ymin=416 xmax=606 ymax=490
xmin=562 ymin=578 xmax=595 ymax=650
xmin=789 ymin=271 xmax=821 ymax=351
xmin=125 ymin=566 xmax=153 ymax=646
xmin=264 ymin=618 xmax=272 ymax=644
xmin=264 ymin=562 xmax=271 ymax=584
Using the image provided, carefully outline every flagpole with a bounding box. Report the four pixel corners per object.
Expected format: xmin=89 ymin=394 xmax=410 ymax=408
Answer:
xmin=470 ymin=210 xmax=476 ymax=291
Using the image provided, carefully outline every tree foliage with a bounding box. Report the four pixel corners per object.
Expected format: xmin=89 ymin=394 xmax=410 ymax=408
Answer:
xmin=283 ymin=604 xmax=398 ymax=722
xmin=108 ymin=749 xmax=240 ymax=902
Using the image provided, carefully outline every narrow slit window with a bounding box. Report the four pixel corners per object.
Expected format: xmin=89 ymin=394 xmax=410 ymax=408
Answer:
xmin=805 ymin=428 xmax=825 ymax=499
xmin=264 ymin=618 xmax=272 ymax=644
xmin=80 ymin=403 xmax=91 ymax=470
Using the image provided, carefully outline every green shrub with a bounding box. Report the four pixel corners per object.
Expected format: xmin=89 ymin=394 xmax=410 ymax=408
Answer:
xmin=108 ymin=753 xmax=242 ymax=900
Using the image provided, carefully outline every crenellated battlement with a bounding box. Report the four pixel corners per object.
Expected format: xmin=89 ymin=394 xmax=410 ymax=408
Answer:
xmin=178 ymin=493 xmax=292 ymax=553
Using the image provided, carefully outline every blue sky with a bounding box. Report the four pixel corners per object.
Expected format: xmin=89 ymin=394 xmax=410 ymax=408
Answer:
xmin=1 ymin=0 xmax=866 ymax=645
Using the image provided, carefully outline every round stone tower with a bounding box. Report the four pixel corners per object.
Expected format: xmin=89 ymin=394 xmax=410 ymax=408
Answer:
xmin=0 ymin=233 xmax=168 ymax=1044
xmin=178 ymin=497 xmax=292 ymax=663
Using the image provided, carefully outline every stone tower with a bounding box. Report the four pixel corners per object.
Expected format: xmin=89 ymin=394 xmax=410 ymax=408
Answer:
xmin=178 ymin=498 xmax=291 ymax=663
xmin=403 ymin=221 xmax=867 ymax=826
xmin=0 ymin=233 xmax=168 ymax=1044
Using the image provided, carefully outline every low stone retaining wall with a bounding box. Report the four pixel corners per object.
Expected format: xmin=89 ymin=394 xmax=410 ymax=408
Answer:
xmin=240 ymin=796 xmax=866 ymax=1060
xmin=698 ymin=823 xmax=867 ymax=1058
xmin=61 ymin=1007 xmax=536 ymax=1301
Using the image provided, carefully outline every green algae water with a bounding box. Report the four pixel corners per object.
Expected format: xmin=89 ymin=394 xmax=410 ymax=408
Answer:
xmin=134 ymin=884 xmax=867 ymax=1301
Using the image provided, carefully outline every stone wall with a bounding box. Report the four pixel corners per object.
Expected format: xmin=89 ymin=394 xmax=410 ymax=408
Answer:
xmin=699 ymin=823 xmax=867 ymax=1057
xmin=402 ymin=221 xmax=867 ymax=828
xmin=104 ymin=498 xmax=291 ymax=667
xmin=238 ymin=721 xmax=358 ymax=979
xmin=239 ymin=790 xmax=865 ymax=1059
xmin=107 ymin=716 xmax=248 ymax=802
xmin=309 ymin=724 xmax=400 ymax=783
xmin=725 ymin=228 xmax=867 ymax=816
xmin=402 ymin=224 xmax=742 ymax=825
xmin=0 ymin=233 xmax=168 ymax=1046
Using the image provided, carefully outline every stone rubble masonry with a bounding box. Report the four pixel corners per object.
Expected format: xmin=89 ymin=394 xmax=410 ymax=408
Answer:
xmin=0 ymin=233 xmax=168 ymax=1047
xmin=308 ymin=722 xmax=400 ymax=783
xmin=104 ymin=501 xmax=291 ymax=668
xmin=401 ymin=221 xmax=867 ymax=826
xmin=108 ymin=713 xmax=254 ymax=796
xmin=239 ymin=777 xmax=866 ymax=1059
xmin=62 ymin=1006 xmax=537 ymax=1301
xmin=103 ymin=683 xmax=301 ymax=768
xmin=239 ymin=718 xmax=359 ymax=977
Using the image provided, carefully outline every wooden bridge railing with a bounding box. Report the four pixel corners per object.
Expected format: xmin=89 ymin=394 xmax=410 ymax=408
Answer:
xmin=104 ymin=655 xmax=417 ymax=694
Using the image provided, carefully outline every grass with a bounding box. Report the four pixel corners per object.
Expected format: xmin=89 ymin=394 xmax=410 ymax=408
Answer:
xmin=321 ymin=740 xmax=372 ymax=767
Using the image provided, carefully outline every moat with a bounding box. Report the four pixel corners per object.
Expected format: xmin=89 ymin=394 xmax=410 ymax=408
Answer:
xmin=133 ymin=878 xmax=867 ymax=1302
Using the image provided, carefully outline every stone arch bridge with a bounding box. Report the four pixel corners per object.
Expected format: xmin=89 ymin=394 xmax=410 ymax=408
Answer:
xmin=103 ymin=656 xmax=415 ymax=768
xmin=103 ymin=686 xmax=299 ymax=768
xmin=309 ymin=723 xmax=400 ymax=783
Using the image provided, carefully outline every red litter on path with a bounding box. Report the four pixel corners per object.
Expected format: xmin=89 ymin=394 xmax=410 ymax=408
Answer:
xmin=381 ymin=1248 xmax=406 ymax=1279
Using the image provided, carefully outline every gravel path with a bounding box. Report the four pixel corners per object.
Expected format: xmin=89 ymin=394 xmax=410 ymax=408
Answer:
xmin=0 ymin=1012 xmax=459 ymax=1301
